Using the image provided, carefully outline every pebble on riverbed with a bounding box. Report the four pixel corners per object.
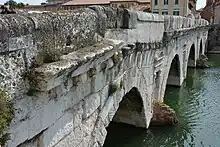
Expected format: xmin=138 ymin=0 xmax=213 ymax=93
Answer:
xmin=150 ymin=101 xmax=178 ymax=126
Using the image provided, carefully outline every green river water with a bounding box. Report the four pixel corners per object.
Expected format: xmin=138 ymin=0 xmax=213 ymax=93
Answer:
xmin=104 ymin=54 xmax=220 ymax=147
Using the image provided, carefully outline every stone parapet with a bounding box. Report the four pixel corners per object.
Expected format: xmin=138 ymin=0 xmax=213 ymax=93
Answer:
xmin=164 ymin=15 xmax=209 ymax=32
xmin=0 ymin=9 xmax=100 ymax=63
xmin=30 ymin=39 xmax=125 ymax=91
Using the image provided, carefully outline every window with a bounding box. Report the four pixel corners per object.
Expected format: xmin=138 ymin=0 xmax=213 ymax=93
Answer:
xmin=164 ymin=0 xmax=168 ymax=5
xmin=155 ymin=0 xmax=158 ymax=5
xmin=173 ymin=10 xmax=179 ymax=15
xmin=175 ymin=0 xmax=178 ymax=5
xmin=162 ymin=11 xmax=168 ymax=15
xmin=153 ymin=11 xmax=159 ymax=14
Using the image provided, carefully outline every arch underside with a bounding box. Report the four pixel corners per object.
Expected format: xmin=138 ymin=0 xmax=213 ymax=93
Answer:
xmin=199 ymin=40 xmax=203 ymax=56
xmin=112 ymin=87 xmax=146 ymax=128
xmin=188 ymin=44 xmax=196 ymax=67
xmin=167 ymin=54 xmax=181 ymax=86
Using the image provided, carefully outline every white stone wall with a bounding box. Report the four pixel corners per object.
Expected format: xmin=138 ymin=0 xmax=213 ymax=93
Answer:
xmin=0 ymin=6 xmax=210 ymax=147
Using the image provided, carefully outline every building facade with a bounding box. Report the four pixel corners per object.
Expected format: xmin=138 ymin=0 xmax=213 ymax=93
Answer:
xmin=23 ymin=4 xmax=59 ymax=12
xmin=61 ymin=0 xmax=151 ymax=12
xmin=46 ymin=0 xmax=69 ymax=4
xmin=201 ymin=0 xmax=220 ymax=24
xmin=151 ymin=0 xmax=196 ymax=16
xmin=22 ymin=0 xmax=68 ymax=12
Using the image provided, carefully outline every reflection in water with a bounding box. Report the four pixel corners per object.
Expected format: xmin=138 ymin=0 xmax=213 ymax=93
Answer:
xmin=104 ymin=54 xmax=220 ymax=147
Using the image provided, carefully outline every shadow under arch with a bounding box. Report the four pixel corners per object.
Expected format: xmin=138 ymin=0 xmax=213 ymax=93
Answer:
xmin=167 ymin=54 xmax=181 ymax=86
xmin=199 ymin=39 xmax=203 ymax=56
xmin=112 ymin=87 xmax=146 ymax=128
xmin=188 ymin=44 xmax=196 ymax=67
xmin=104 ymin=87 xmax=147 ymax=147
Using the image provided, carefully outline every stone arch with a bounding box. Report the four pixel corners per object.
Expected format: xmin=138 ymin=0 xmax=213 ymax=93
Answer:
xmin=199 ymin=39 xmax=203 ymax=56
xmin=112 ymin=87 xmax=146 ymax=128
xmin=92 ymin=86 xmax=148 ymax=146
xmin=103 ymin=87 xmax=147 ymax=146
xmin=167 ymin=54 xmax=181 ymax=86
xmin=187 ymin=44 xmax=196 ymax=67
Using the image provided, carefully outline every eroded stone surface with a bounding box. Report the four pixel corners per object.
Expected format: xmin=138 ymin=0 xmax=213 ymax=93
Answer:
xmin=196 ymin=54 xmax=210 ymax=68
xmin=0 ymin=6 xmax=210 ymax=147
xmin=150 ymin=102 xmax=178 ymax=126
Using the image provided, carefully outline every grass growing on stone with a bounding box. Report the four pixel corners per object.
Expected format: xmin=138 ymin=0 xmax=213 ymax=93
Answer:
xmin=108 ymin=81 xmax=124 ymax=97
xmin=0 ymin=88 xmax=14 ymax=146
xmin=108 ymin=83 xmax=119 ymax=96
xmin=120 ymin=80 xmax=124 ymax=89
xmin=27 ymin=88 xmax=37 ymax=96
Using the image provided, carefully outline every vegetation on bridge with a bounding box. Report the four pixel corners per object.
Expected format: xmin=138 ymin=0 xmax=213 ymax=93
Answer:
xmin=0 ymin=88 xmax=14 ymax=146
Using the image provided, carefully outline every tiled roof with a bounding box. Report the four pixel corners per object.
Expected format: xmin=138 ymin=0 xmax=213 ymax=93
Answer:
xmin=137 ymin=0 xmax=150 ymax=3
xmin=62 ymin=0 xmax=150 ymax=6
xmin=25 ymin=5 xmax=45 ymax=8
xmin=62 ymin=0 xmax=110 ymax=5
xmin=110 ymin=0 xmax=149 ymax=2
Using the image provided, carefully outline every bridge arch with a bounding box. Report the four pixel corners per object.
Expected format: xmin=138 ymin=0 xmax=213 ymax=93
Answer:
xmin=104 ymin=87 xmax=147 ymax=145
xmin=199 ymin=39 xmax=203 ymax=56
xmin=111 ymin=87 xmax=146 ymax=128
xmin=167 ymin=54 xmax=181 ymax=86
xmin=187 ymin=44 xmax=196 ymax=67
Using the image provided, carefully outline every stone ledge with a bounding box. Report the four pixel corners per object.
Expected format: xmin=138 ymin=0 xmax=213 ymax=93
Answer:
xmin=137 ymin=11 xmax=164 ymax=22
xmin=163 ymin=26 xmax=209 ymax=42
xmin=30 ymin=39 xmax=125 ymax=91
xmin=164 ymin=15 xmax=209 ymax=31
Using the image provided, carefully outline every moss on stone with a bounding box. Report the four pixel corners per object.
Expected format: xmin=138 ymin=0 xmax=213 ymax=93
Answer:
xmin=0 ymin=88 xmax=14 ymax=146
xmin=108 ymin=83 xmax=119 ymax=96
xmin=88 ymin=68 xmax=96 ymax=77
xmin=112 ymin=53 xmax=122 ymax=64
xmin=120 ymin=80 xmax=124 ymax=89
xmin=151 ymin=101 xmax=178 ymax=126
xmin=72 ymin=75 xmax=80 ymax=87
xmin=27 ymin=88 xmax=37 ymax=96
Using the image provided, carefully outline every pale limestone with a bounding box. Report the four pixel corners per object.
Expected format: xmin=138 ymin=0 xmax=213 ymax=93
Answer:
xmin=0 ymin=6 xmax=210 ymax=147
xmin=83 ymin=93 xmax=101 ymax=119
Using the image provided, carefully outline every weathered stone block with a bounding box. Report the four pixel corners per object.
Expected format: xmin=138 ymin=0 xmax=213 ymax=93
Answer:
xmin=8 ymin=35 xmax=33 ymax=52
xmin=43 ymin=112 xmax=74 ymax=147
xmin=93 ymin=71 xmax=106 ymax=92
xmin=72 ymin=78 xmax=91 ymax=99
xmin=122 ymin=9 xmax=137 ymax=29
xmin=7 ymin=120 xmax=29 ymax=147
xmin=99 ymin=85 xmax=109 ymax=109
xmin=99 ymin=95 xmax=114 ymax=124
xmin=114 ymin=89 xmax=125 ymax=109
xmin=54 ymin=111 xmax=98 ymax=147
xmin=0 ymin=19 xmax=9 ymax=53
xmin=83 ymin=93 xmax=101 ymax=119
xmin=91 ymin=119 xmax=107 ymax=146
xmin=89 ymin=5 xmax=107 ymax=37
xmin=31 ymin=39 xmax=124 ymax=91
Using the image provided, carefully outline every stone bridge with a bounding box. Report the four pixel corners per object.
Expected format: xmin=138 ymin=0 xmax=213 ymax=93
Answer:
xmin=0 ymin=6 xmax=209 ymax=147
